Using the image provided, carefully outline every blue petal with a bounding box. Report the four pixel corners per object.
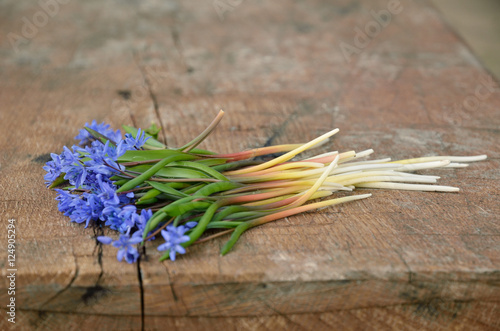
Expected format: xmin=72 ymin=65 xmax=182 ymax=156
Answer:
xmin=97 ymin=236 xmax=113 ymax=245
xmin=175 ymin=245 xmax=186 ymax=255
xmin=160 ymin=229 xmax=171 ymax=242
xmin=128 ymin=236 xmax=143 ymax=245
xmin=185 ymin=221 xmax=198 ymax=229
xmin=180 ymin=235 xmax=190 ymax=243
xmin=116 ymin=249 xmax=125 ymax=262
xmin=157 ymin=243 xmax=169 ymax=251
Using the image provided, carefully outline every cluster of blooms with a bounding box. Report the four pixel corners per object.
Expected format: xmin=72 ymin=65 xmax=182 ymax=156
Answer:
xmin=45 ymin=113 xmax=487 ymax=264
xmin=43 ymin=121 xmax=194 ymax=263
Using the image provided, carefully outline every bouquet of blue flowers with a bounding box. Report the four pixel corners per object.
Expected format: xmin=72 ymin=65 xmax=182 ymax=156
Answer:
xmin=44 ymin=111 xmax=487 ymax=263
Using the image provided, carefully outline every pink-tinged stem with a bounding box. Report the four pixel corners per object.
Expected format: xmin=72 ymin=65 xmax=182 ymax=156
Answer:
xmin=303 ymin=152 xmax=351 ymax=164
xmin=149 ymin=177 xmax=221 ymax=183
xmin=222 ymin=179 xmax=319 ymax=195
xmin=223 ymin=186 xmax=312 ymax=205
xmin=207 ymin=144 xmax=304 ymax=161
xmin=279 ymin=155 xmax=339 ymax=210
xmin=224 ymin=129 xmax=339 ymax=175
xmin=244 ymin=190 xmax=332 ymax=209
xmin=227 ymin=168 xmax=324 ymax=183
xmin=193 ymin=229 xmax=235 ymax=245
xmin=227 ymin=161 xmax=324 ymax=178
xmin=251 ymin=194 xmax=371 ymax=226
xmin=179 ymin=110 xmax=225 ymax=152
xmin=226 ymin=155 xmax=339 ymax=213
xmin=220 ymin=194 xmax=371 ymax=255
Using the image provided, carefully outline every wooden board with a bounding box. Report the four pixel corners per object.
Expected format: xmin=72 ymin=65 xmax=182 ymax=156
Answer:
xmin=1 ymin=0 xmax=499 ymax=329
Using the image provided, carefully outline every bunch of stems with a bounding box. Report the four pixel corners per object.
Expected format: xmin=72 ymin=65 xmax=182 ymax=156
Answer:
xmin=104 ymin=110 xmax=486 ymax=260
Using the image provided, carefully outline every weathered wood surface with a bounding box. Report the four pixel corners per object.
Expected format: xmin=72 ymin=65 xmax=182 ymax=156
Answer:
xmin=1 ymin=0 xmax=499 ymax=329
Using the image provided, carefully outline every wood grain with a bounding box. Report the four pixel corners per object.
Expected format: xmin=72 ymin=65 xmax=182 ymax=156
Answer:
xmin=0 ymin=0 xmax=499 ymax=329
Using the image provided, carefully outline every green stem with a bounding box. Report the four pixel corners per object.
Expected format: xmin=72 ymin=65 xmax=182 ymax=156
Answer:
xmin=116 ymin=154 xmax=197 ymax=193
xmin=220 ymin=194 xmax=371 ymax=255
xmin=178 ymin=110 xmax=225 ymax=152
xmin=159 ymin=201 xmax=224 ymax=261
xmin=206 ymin=221 xmax=242 ymax=229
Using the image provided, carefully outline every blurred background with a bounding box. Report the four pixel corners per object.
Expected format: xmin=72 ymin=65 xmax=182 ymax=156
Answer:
xmin=430 ymin=0 xmax=500 ymax=78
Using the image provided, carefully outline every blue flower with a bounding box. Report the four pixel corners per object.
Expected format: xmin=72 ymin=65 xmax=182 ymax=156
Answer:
xmin=103 ymin=205 xmax=138 ymax=233
xmin=157 ymin=222 xmax=197 ymax=261
xmin=46 ymin=121 xmax=158 ymax=263
xmin=94 ymin=174 xmax=135 ymax=231
xmin=55 ymin=189 xmax=78 ymax=216
xmin=45 ymin=146 xmax=86 ymax=187
xmin=83 ymin=140 xmax=122 ymax=177
xmin=85 ymin=192 xmax=105 ymax=223
xmin=44 ymin=146 xmax=81 ymax=187
xmin=75 ymin=120 xmax=122 ymax=146
xmin=97 ymin=228 xmax=143 ymax=263
xmin=54 ymin=190 xmax=101 ymax=228
xmin=123 ymin=129 xmax=150 ymax=150
xmin=60 ymin=146 xmax=87 ymax=188
xmin=133 ymin=209 xmax=153 ymax=233
xmin=63 ymin=161 xmax=87 ymax=188
xmin=53 ymin=170 xmax=136 ymax=229
xmin=43 ymin=153 xmax=63 ymax=186
xmin=44 ymin=120 xmax=143 ymax=190
xmin=67 ymin=196 xmax=93 ymax=226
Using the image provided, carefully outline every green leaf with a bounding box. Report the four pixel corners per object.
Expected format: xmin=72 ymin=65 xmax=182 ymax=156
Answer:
xmin=193 ymin=181 xmax=241 ymax=196
xmin=48 ymin=173 xmax=66 ymax=189
xmin=193 ymin=158 xmax=227 ymax=167
xmin=146 ymin=181 xmax=189 ymax=198
xmin=181 ymin=183 xmax=206 ymax=194
xmin=135 ymin=197 xmax=158 ymax=205
xmin=145 ymin=123 xmax=161 ymax=139
xmin=110 ymin=175 xmax=125 ymax=181
xmin=188 ymin=148 xmax=217 ymax=155
xmin=212 ymin=159 xmax=261 ymax=172
xmin=206 ymin=221 xmax=242 ymax=229
xmin=169 ymin=161 xmax=229 ymax=181
xmin=128 ymin=165 xmax=210 ymax=179
xmin=117 ymin=149 xmax=186 ymax=162
xmin=117 ymin=154 xmax=197 ymax=193
xmin=112 ymin=179 xmax=129 ymax=186
xmin=137 ymin=188 xmax=162 ymax=202
xmin=212 ymin=206 xmax=248 ymax=222
xmin=166 ymin=201 xmax=212 ymax=217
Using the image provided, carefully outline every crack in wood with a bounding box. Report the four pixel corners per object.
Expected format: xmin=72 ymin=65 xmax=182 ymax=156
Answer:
xmin=137 ymin=253 xmax=145 ymax=331
xmin=260 ymin=99 xmax=319 ymax=152
xmin=162 ymin=263 xmax=191 ymax=315
xmin=393 ymin=246 xmax=414 ymax=284
xmin=78 ymin=225 xmax=111 ymax=306
xmin=261 ymin=111 xmax=298 ymax=148
xmin=163 ymin=264 xmax=179 ymax=302
xmin=259 ymin=300 xmax=307 ymax=330
xmin=32 ymin=153 xmax=52 ymax=164
xmin=38 ymin=248 xmax=79 ymax=310
xmin=92 ymin=224 xmax=105 ymax=285
xmin=171 ymin=26 xmax=191 ymax=73
xmin=132 ymin=51 xmax=167 ymax=146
